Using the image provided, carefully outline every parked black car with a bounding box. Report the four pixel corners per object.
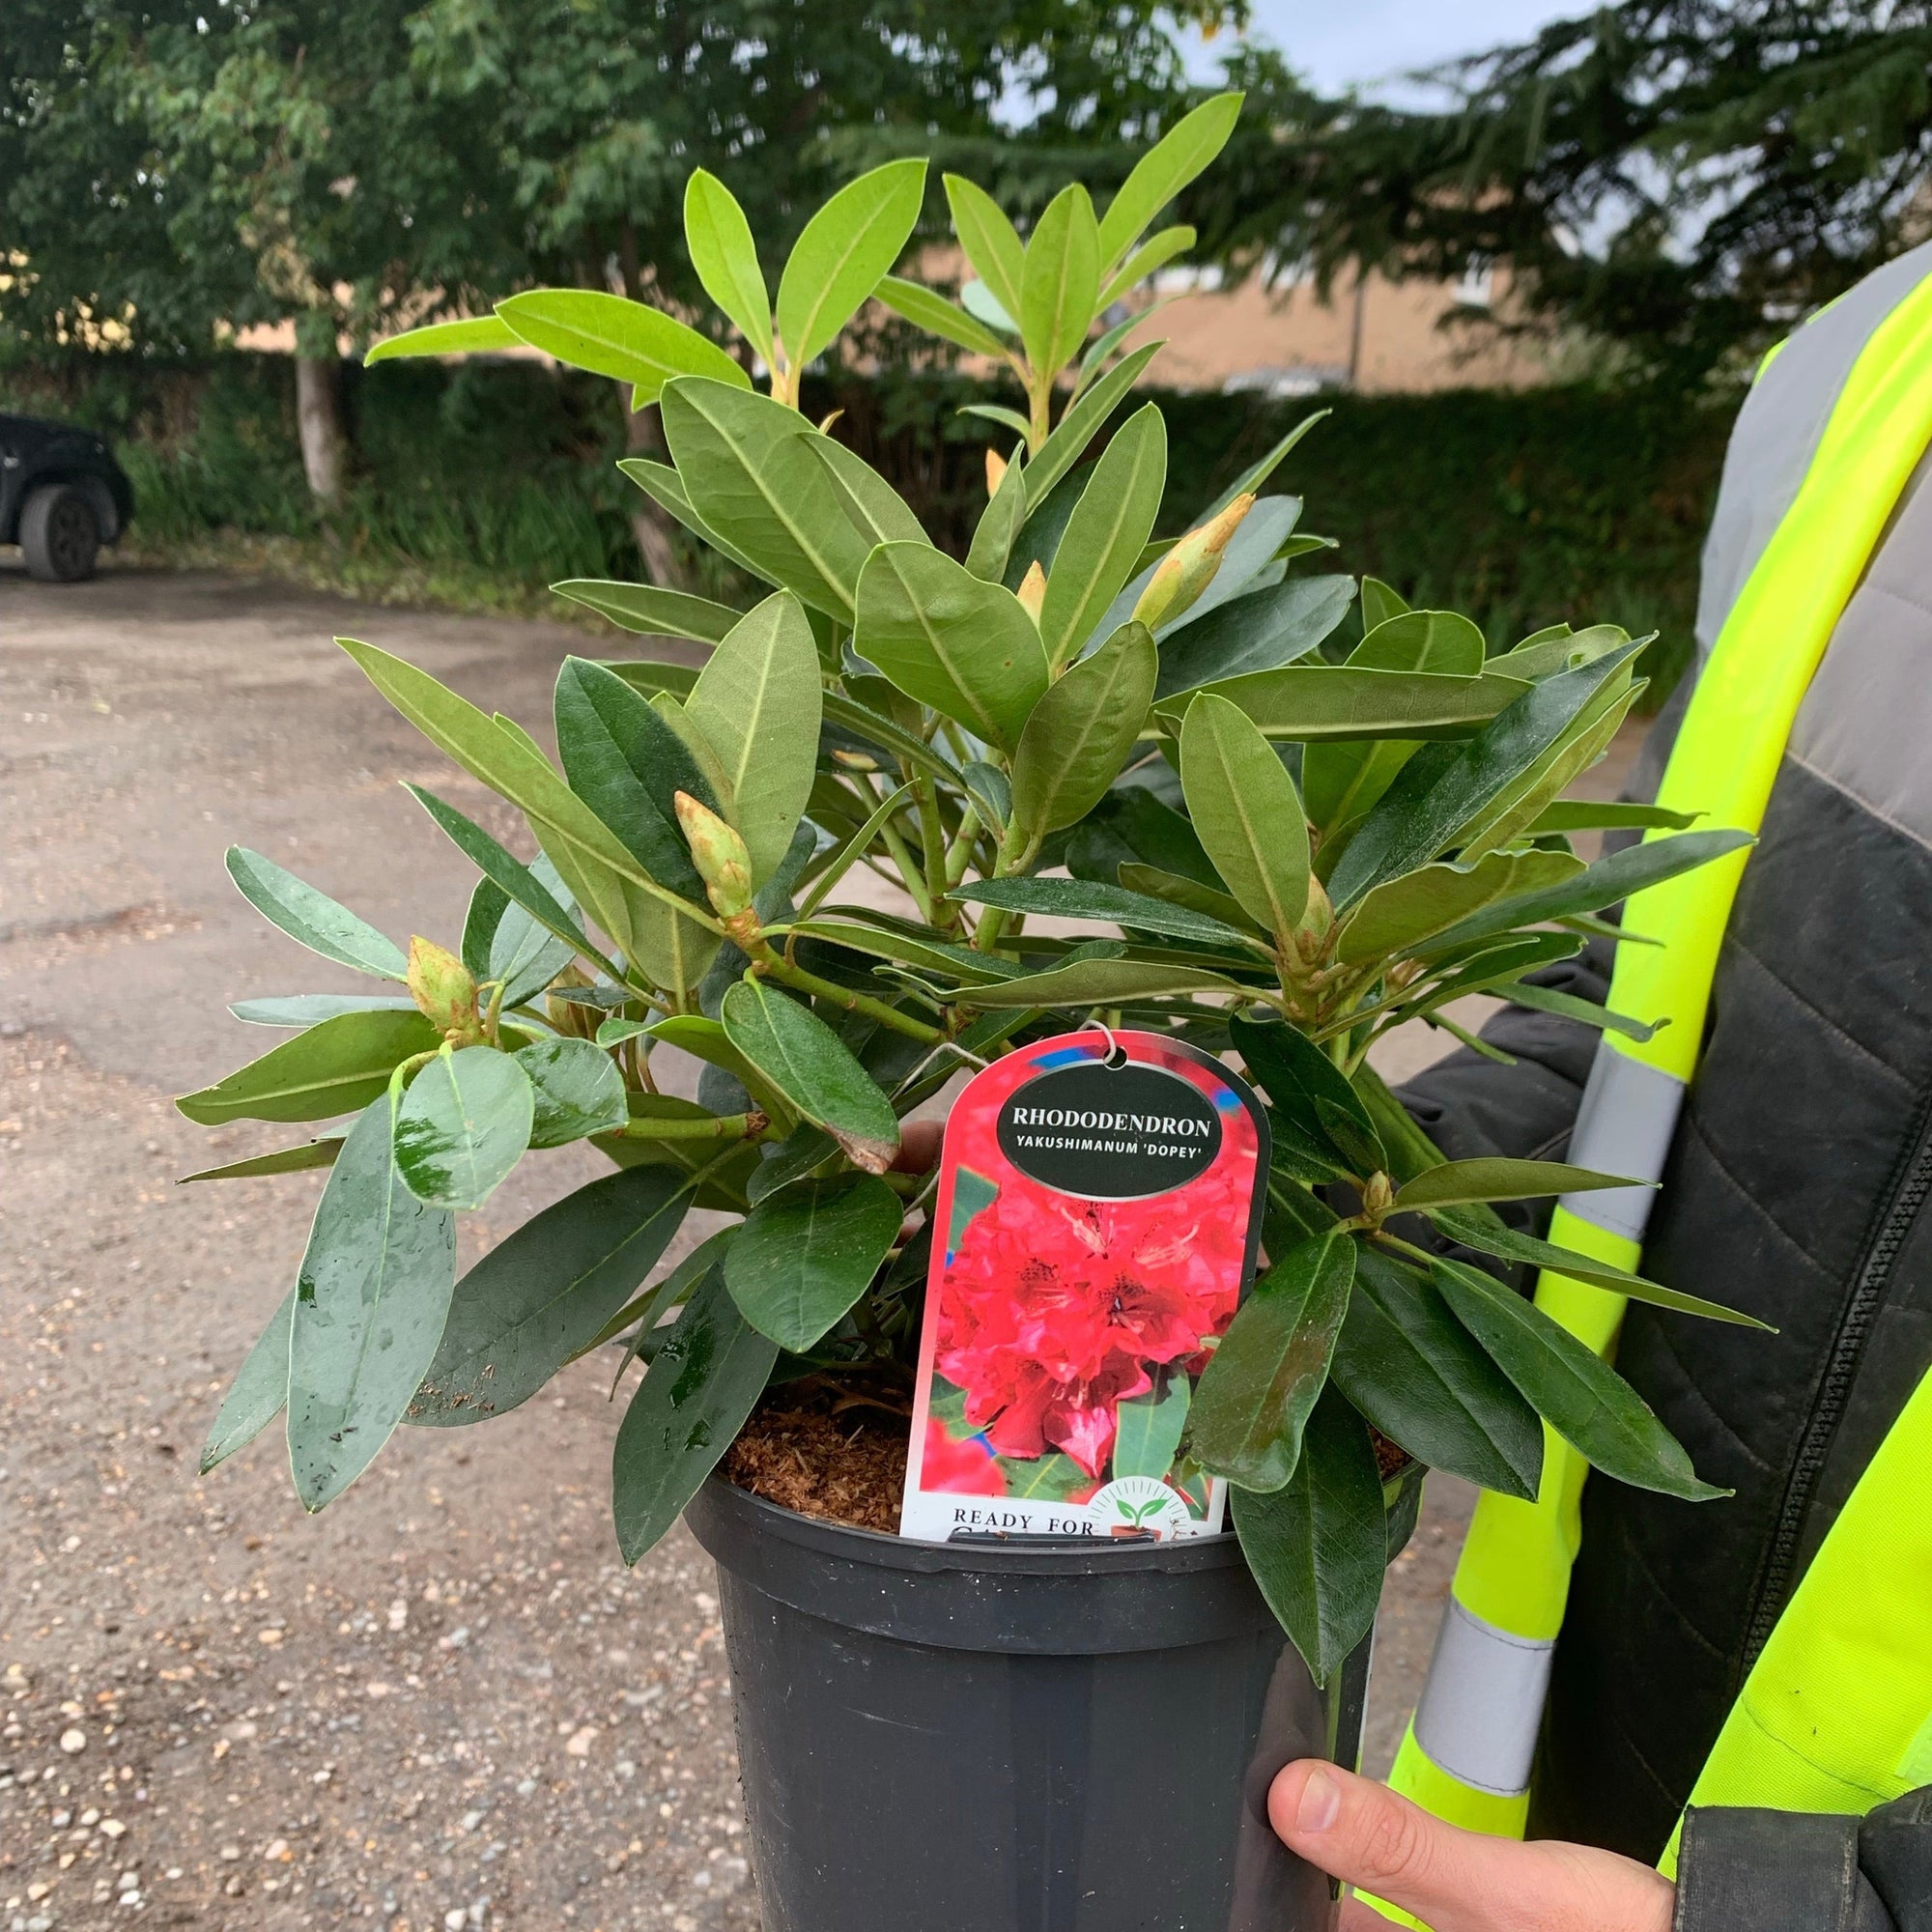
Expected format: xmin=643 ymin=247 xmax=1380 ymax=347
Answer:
xmin=1 ymin=413 xmax=136 ymax=582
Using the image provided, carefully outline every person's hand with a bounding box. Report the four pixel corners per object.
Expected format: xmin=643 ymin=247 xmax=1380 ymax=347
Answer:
xmin=1268 ymin=1761 xmax=1675 ymax=1932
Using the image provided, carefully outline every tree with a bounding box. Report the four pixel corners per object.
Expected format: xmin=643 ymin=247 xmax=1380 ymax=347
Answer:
xmin=1197 ymin=2 xmax=1932 ymax=382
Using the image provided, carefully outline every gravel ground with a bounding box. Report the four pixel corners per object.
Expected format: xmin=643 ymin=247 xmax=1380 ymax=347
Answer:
xmin=0 ymin=562 xmax=1641 ymax=1930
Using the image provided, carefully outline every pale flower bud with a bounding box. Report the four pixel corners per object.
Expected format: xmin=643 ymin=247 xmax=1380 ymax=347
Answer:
xmin=1132 ymin=492 xmax=1256 ymax=631
xmin=985 ymin=446 xmax=1009 ymax=497
xmin=1016 ymin=559 xmax=1047 ymax=625
xmin=674 ymin=791 xmax=753 ymax=921
xmin=1361 ymin=1171 xmax=1395 ymax=1219
xmin=407 ymin=935 xmax=483 ymax=1045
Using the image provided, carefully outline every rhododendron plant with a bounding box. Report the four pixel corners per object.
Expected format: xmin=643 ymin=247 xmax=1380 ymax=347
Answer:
xmin=181 ymin=98 xmax=1759 ymax=1682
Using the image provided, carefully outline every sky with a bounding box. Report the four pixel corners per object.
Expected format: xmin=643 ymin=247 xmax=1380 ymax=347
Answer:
xmin=1198 ymin=0 xmax=1585 ymax=96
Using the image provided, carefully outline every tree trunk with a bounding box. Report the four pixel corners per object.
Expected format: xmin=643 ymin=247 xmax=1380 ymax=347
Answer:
xmin=295 ymin=355 xmax=347 ymax=506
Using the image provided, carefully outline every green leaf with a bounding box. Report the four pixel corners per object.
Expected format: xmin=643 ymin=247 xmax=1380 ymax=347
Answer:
xmin=488 ymin=858 xmax=579 ymax=1007
xmin=1393 ymin=1156 xmax=1639 ymax=1212
xmin=1234 ymin=1385 xmax=1389 ymax=1685
xmin=805 ymin=436 xmax=928 ymax=548
xmin=1009 ymin=621 xmax=1158 ymax=839
xmin=612 ymin=1266 xmax=780 ymax=1562
xmin=777 ymin=157 xmax=926 ymax=367
xmin=1204 ymin=409 xmax=1331 ymax=518
xmin=1096 ymin=92 xmax=1243 ymax=270
xmin=496 ymin=290 xmax=748 ymax=404
xmin=1330 ymin=1246 xmax=1542 ymax=1499
xmin=953 ymin=956 xmax=1245 ymax=1008
xmin=720 ymin=978 xmax=899 ymax=1172
xmin=950 ymin=875 xmax=1261 ymax=952
xmin=1005 ymin=1450 xmax=1094 ymax=1502
xmin=1117 ymin=863 xmax=1264 ymax=935
xmin=1167 ymin=664 xmax=1528 ymax=744
xmin=1019 ymin=342 xmax=1164 ymax=515
xmin=1360 ymin=578 xmax=1410 ymax=632
xmin=1179 ymin=692 xmax=1310 ymax=938
xmin=724 ymin=1173 xmax=902 ymax=1351
xmin=819 ymin=689 xmax=966 ymax=785
xmin=683 ymin=169 xmax=774 ymax=364
xmin=229 ymin=994 xmax=419 ymax=1027
xmin=659 ymin=378 xmax=872 ymax=619
xmin=551 ymin=656 xmax=717 ymax=901
xmin=1153 ymin=576 xmax=1353 ymax=699
xmin=943 ymin=175 xmax=1028 ymax=328
xmin=1525 ymin=800 xmax=1701 ymax=835
xmin=392 ymin=1045 xmax=534 ymax=1211
xmin=180 ymin=1136 xmax=346 ymax=1183
xmin=1425 ymin=1209 xmax=1769 ymax=1327
xmin=1037 ymin=404 xmax=1166 ymax=668
xmin=1190 ymin=1232 xmax=1354 ymax=1491
xmin=178 ymin=1009 xmax=441 ymax=1126
xmin=1430 ymin=1256 xmax=1728 ymax=1501
xmin=1337 ymin=848 xmax=1584 ymax=963
xmin=1230 ymin=1011 xmax=1386 ymax=1178
xmin=1112 ymin=1374 xmax=1191 ymax=1480
xmin=1071 ymin=785 xmax=1218 ymax=889
xmin=1490 ymin=622 xmax=1634 ymax=682
xmin=617 ymin=456 xmax=772 ymax=583
xmin=876 ymin=274 xmax=1011 ymax=359
xmin=1327 ymin=640 xmax=1646 ymax=906
xmin=412 ymin=1165 xmax=692 ymax=1426
xmin=515 ymin=1037 xmax=627 ymax=1148
xmin=854 ymin=542 xmax=1048 ymax=751
xmin=287 ymin=1097 xmax=457 ymax=1511
xmin=644 ymin=1013 xmax=802 ymax=1130
xmin=602 ymin=659 xmax=700 ymax=702
xmin=200 ymin=1289 xmax=295 ymax=1473
xmin=961 ymin=401 xmax=1033 ymax=438
xmin=225 ymin=848 xmax=408 ymax=980
xmin=462 ymin=876 xmax=510 ymax=978
xmin=1494 ymin=979 xmax=1661 ymax=1041
xmin=1098 ymin=224 xmax=1194 ymax=309
xmin=364 ymin=316 xmax=520 ymax=364
xmin=966 ymin=448 xmax=1027 ymax=583
xmin=550 ymin=580 xmax=741 ymax=643
xmin=1416 ymin=829 xmax=1757 ymax=958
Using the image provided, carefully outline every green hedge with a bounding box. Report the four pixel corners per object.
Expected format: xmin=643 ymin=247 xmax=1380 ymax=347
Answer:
xmin=3 ymin=348 xmax=1734 ymax=696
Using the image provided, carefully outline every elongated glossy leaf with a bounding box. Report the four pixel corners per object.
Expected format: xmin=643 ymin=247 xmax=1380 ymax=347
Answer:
xmin=1431 ymin=1256 xmax=1727 ymax=1501
xmin=1232 ymin=1385 xmax=1386 ymax=1686
xmin=683 ymin=169 xmax=774 ymax=363
xmin=1021 ymin=341 xmax=1163 ymax=514
xmin=201 ymin=1288 xmax=294 ymax=1472
xmin=1096 ymin=91 xmax=1243 ymax=270
xmin=1230 ymin=1011 xmax=1385 ymax=1179
xmin=515 ymin=1037 xmax=627 ymax=1148
xmin=1496 ymin=978 xmax=1661 ymax=1041
xmin=686 ymin=591 xmax=822 ymax=883
xmin=876 ymin=274 xmax=1010 ymax=358
xmin=617 ymin=455 xmax=771 ymax=582
xmin=365 ymin=316 xmax=520 ymax=364
xmin=1490 ymin=622 xmax=1633 ymax=682
xmin=1009 ymin=621 xmax=1157 ymax=839
xmin=413 ymin=1165 xmax=691 ymax=1425
xmin=645 ymin=1013 xmax=802 ymax=1129
xmin=463 ymin=875 xmax=510 ymax=978
xmin=288 ymin=1097 xmax=457 ymax=1510
xmin=489 ymin=856 xmax=579 ymax=1007
xmin=1038 ymin=405 xmax=1165 ymax=668
xmin=1072 ymin=785 xmax=1218 ymax=889
xmin=1394 ymin=1156 xmax=1638 ymax=1212
xmin=1330 ymin=1246 xmax=1542 ymax=1499
xmin=604 ymin=659 xmax=700 ymax=702
xmin=225 ymin=848 xmax=408 ymax=980
xmin=613 ymin=1266 xmax=780 ymax=1562
xmin=1179 ymin=693 xmax=1310 ymax=938
xmin=1191 ymin=1232 xmax=1354 ymax=1491
xmin=1338 ymin=848 xmax=1583 ymax=964
xmin=1204 ymin=410 xmax=1330 ymax=519
xmin=1022 ymin=183 xmax=1100 ymax=377
xmin=1098 ymin=224 xmax=1194 ymax=309
xmin=806 ymin=437 xmax=928 ymax=548
xmin=1096 ymin=496 xmax=1300 ymax=645
xmin=854 ymin=542 xmax=1048 ymax=750
xmin=181 ymin=1135 xmax=346 ymax=1182
xmin=1527 ymin=800 xmax=1701 ymax=835
xmin=1154 ymin=575 xmax=1353 ymax=699
xmin=1112 ymin=1374 xmax=1190 ymax=1480
xmin=944 ymin=175 xmax=1028 ymax=325
xmin=659 ymin=378 xmax=872 ymax=619
xmin=951 ymin=874 xmax=1260 ymax=951
xmin=724 ymin=1173 xmax=901 ymax=1350
xmin=393 ymin=1046 xmax=534 ymax=1210
xmin=1426 ymin=1209 xmax=1768 ymax=1326
xmin=230 ymin=993 xmax=418 ymax=1027
xmin=720 ymin=978 xmax=899 ymax=1172
xmin=1117 ymin=863 xmax=1264 ymax=935
xmin=966 ymin=449 xmax=1027 ymax=583
xmin=952 ymin=956 xmax=1245 ymax=1008
xmin=1327 ymin=641 xmax=1645 ymax=906
xmin=1167 ymin=665 xmax=1529 ymax=747
xmin=551 ymin=580 xmax=740 ymax=643
xmin=1417 ymin=829 xmax=1757 ymax=957
xmin=497 ymin=290 xmax=748 ymax=402
xmin=777 ymin=158 xmax=926 ymax=368
xmin=781 ymin=916 xmax=1023 ymax=985
xmin=1360 ymin=578 xmax=1410 ymax=631
xmin=178 ymin=1009 xmax=441 ymax=1126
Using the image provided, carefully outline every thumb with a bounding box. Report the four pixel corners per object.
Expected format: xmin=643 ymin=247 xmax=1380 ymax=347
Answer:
xmin=1268 ymin=1761 xmax=1675 ymax=1932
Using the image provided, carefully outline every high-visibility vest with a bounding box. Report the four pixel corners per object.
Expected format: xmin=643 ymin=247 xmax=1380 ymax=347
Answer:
xmin=1367 ymin=251 xmax=1932 ymax=1917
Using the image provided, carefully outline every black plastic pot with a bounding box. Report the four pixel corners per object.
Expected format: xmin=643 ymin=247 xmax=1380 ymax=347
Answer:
xmin=685 ymin=1468 xmax=1423 ymax=1932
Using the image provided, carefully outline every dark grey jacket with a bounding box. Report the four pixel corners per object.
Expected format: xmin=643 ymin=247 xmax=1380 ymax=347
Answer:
xmin=1398 ymin=242 xmax=1932 ymax=1928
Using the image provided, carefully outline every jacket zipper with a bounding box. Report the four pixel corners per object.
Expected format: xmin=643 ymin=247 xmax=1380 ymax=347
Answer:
xmin=1742 ymin=1079 xmax=1932 ymax=1668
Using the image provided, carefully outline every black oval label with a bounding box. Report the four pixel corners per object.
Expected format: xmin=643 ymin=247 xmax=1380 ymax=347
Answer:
xmin=996 ymin=1062 xmax=1222 ymax=1200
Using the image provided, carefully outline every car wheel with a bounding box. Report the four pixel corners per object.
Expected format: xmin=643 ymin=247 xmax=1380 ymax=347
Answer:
xmin=20 ymin=483 xmax=101 ymax=582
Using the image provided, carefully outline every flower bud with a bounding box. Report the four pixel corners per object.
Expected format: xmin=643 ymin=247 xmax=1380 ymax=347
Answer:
xmin=1132 ymin=492 xmax=1256 ymax=631
xmin=674 ymin=791 xmax=753 ymax=921
xmin=1293 ymin=875 xmax=1334 ymax=961
xmin=984 ymin=446 xmax=1009 ymax=498
xmin=1361 ymin=1171 xmax=1395 ymax=1219
xmin=407 ymin=935 xmax=483 ymax=1045
xmin=1016 ymin=558 xmax=1047 ymax=625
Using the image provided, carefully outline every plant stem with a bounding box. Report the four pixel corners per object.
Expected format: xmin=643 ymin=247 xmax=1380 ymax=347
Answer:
xmin=754 ymin=949 xmax=944 ymax=1042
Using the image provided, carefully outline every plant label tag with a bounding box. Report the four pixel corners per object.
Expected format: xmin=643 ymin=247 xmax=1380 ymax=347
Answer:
xmin=899 ymin=1029 xmax=1270 ymax=1545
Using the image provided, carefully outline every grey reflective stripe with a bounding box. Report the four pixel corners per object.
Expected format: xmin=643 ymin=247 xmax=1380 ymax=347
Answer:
xmin=1696 ymin=239 xmax=1932 ymax=665
xmin=1411 ymin=1598 xmax=1554 ymax=1798
xmin=1561 ymin=1041 xmax=1687 ymax=1244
